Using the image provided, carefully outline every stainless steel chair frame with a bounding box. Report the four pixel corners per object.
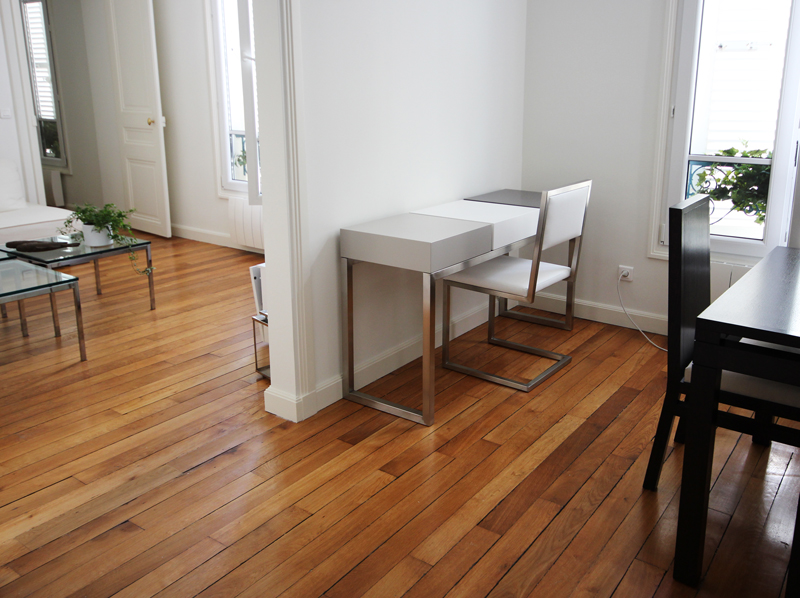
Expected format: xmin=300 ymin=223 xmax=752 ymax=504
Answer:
xmin=441 ymin=181 xmax=590 ymax=392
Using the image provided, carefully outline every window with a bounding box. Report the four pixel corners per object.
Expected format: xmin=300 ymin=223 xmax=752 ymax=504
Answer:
xmin=661 ymin=0 xmax=800 ymax=258
xmin=20 ymin=0 xmax=66 ymax=168
xmin=211 ymin=0 xmax=261 ymax=204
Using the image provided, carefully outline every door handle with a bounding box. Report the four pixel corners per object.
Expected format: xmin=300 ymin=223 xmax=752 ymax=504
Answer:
xmin=147 ymin=118 xmax=155 ymax=126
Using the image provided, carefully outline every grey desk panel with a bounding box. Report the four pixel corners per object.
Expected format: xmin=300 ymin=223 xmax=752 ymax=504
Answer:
xmin=465 ymin=189 xmax=542 ymax=208
xmin=340 ymin=213 xmax=492 ymax=273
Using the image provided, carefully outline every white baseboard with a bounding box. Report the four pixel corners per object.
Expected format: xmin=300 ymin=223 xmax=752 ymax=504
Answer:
xmin=263 ymin=386 xmax=307 ymax=422
xmin=288 ymin=302 xmax=492 ymax=419
xmin=526 ymin=292 xmax=667 ymax=335
xmin=171 ymin=223 xmax=263 ymax=254
xmin=267 ymin=293 xmax=668 ymax=423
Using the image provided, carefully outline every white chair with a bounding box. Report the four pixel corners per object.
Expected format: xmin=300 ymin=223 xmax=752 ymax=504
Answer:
xmin=442 ymin=180 xmax=592 ymax=391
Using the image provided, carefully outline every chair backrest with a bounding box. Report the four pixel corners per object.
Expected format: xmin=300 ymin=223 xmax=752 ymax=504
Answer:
xmin=668 ymin=194 xmax=711 ymax=386
xmin=525 ymin=180 xmax=592 ymax=302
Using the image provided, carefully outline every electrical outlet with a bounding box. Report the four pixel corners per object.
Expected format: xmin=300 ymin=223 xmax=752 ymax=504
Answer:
xmin=618 ymin=265 xmax=634 ymax=281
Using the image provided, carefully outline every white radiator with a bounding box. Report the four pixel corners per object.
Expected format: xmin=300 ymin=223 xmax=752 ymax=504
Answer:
xmin=228 ymin=197 xmax=264 ymax=250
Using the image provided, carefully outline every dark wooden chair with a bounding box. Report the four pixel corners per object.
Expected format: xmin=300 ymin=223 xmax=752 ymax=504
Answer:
xmin=644 ymin=194 xmax=800 ymax=491
xmin=644 ymin=194 xmax=800 ymax=592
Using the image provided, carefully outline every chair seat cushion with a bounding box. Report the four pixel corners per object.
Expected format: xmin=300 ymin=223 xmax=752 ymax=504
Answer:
xmin=685 ymin=339 xmax=800 ymax=408
xmin=445 ymin=255 xmax=571 ymax=297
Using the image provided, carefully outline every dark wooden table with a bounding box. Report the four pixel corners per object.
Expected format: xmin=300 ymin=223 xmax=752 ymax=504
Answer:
xmin=674 ymin=246 xmax=800 ymax=585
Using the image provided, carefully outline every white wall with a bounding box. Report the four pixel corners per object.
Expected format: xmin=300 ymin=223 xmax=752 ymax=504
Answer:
xmin=520 ymin=0 xmax=672 ymax=332
xmin=77 ymin=0 xmax=125 ymax=209
xmin=153 ymin=0 xmax=231 ymax=246
xmin=0 ymin=15 xmax=20 ymax=164
xmin=257 ymin=0 xmax=528 ymax=419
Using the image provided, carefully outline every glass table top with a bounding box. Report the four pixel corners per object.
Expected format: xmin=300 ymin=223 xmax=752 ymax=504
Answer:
xmin=0 ymin=259 xmax=77 ymax=299
xmin=0 ymin=235 xmax=149 ymax=264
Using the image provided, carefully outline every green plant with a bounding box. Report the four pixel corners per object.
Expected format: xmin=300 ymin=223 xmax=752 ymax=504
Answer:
xmin=695 ymin=145 xmax=771 ymax=224
xmin=235 ymin=147 xmax=246 ymax=171
xmin=59 ymin=203 xmax=154 ymax=276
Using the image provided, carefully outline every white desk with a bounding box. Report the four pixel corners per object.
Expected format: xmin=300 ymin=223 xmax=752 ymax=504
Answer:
xmin=340 ymin=191 xmax=541 ymax=425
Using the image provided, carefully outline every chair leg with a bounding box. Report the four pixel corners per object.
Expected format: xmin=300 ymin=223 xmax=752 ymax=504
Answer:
xmin=497 ymin=288 xmax=574 ymax=331
xmin=674 ymin=417 xmax=687 ymax=445
xmin=753 ymin=411 xmax=774 ymax=447
xmin=644 ymin=386 xmax=682 ymax=491
xmin=442 ymin=287 xmax=571 ymax=393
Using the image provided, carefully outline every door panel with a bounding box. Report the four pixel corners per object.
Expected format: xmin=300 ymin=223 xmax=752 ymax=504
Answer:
xmin=106 ymin=0 xmax=171 ymax=237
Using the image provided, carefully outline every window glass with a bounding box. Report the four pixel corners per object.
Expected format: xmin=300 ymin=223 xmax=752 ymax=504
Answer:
xmin=221 ymin=0 xmax=247 ymax=182
xmin=21 ymin=0 xmax=65 ymax=166
xmin=687 ymin=0 xmax=792 ymax=241
xmin=215 ymin=0 xmax=259 ymax=193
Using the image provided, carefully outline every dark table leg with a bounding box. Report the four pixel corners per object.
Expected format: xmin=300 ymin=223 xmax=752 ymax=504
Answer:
xmin=788 ymin=491 xmax=800 ymax=596
xmin=674 ymin=357 xmax=721 ymax=586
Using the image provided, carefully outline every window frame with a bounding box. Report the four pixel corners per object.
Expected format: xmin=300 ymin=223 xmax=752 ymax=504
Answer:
xmin=20 ymin=0 xmax=67 ymax=169
xmin=657 ymin=0 xmax=800 ymax=260
xmin=209 ymin=0 xmax=260 ymax=204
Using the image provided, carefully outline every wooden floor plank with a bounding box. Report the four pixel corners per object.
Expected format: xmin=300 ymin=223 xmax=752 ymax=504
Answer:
xmin=0 ymin=235 xmax=794 ymax=598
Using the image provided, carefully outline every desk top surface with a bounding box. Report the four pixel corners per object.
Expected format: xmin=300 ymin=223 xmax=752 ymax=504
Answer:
xmin=340 ymin=213 xmax=489 ymax=243
xmin=340 ymin=191 xmax=540 ymax=272
xmin=465 ymin=189 xmax=542 ymax=208
xmin=698 ymin=247 xmax=800 ymax=345
xmin=411 ymin=199 xmax=537 ymax=223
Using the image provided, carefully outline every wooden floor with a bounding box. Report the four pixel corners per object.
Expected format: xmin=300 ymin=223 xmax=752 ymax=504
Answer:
xmin=0 ymin=235 xmax=796 ymax=598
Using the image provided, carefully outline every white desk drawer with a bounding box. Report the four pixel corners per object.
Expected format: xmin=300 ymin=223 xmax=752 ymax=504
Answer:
xmin=341 ymin=213 xmax=491 ymax=273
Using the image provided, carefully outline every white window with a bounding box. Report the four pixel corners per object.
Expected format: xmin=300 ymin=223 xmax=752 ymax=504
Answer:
xmin=661 ymin=0 xmax=800 ymax=259
xmin=20 ymin=0 xmax=66 ymax=168
xmin=211 ymin=0 xmax=261 ymax=204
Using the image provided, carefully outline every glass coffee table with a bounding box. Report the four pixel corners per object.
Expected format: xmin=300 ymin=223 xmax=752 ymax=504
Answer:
xmin=0 ymin=259 xmax=86 ymax=361
xmin=0 ymin=235 xmax=155 ymax=310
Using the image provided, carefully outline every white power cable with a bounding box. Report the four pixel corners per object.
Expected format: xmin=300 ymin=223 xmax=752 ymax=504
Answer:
xmin=616 ymin=271 xmax=667 ymax=352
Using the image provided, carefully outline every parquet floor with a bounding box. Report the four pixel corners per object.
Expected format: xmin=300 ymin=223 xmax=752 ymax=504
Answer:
xmin=0 ymin=235 xmax=796 ymax=597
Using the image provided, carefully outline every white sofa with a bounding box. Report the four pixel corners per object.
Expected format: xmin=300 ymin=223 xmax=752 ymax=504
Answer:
xmin=0 ymin=158 xmax=72 ymax=244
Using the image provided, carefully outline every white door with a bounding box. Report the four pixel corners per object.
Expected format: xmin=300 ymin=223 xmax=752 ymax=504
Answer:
xmin=105 ymin=0 xmax=171 ymax=237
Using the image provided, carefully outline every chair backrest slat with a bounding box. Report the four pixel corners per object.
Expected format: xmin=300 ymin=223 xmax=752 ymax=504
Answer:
xmin=542 ymin=186 xmax=590 ymax=251
xmin=525 ymin=180 xmax=592 ymax=303
xmin=668 ymin=194 xmax=710 ymax=385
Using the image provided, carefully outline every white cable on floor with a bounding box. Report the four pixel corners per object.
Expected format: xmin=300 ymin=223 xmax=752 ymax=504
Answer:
xmin=616 ymin=272 xmax=667 ymax=352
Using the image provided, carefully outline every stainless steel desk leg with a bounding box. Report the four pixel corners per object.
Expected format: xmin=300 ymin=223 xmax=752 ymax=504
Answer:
xmin=72 ymin=283 xmax=87 ymax=361
xmin=146 ymin=245 xmax=155 ymax=310
xmin=18 ymin=300 xmax=28 ymax=337
xmin=422 ymin=273 xmax=435 ymax=426
xmin=94 ymin=259 xmax=102 ymax=295
xmin=342 ymin=258 xmax=355 ymax=398
xmin=50 ymin=292 xmax=61 ymax=337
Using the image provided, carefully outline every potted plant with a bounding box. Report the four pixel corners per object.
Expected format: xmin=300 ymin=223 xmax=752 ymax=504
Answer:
xmin=694 ymin=145 xmax=771 ymax=224
xmin=60 ymin=203 xmax=153 ymax=275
